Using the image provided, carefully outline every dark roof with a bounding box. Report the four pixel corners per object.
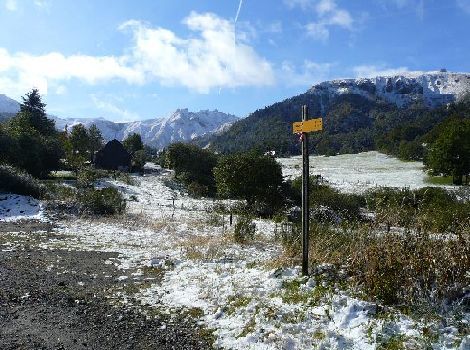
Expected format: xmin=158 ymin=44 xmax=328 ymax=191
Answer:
xmin=94 ymin=139 xmax=131 ymax=170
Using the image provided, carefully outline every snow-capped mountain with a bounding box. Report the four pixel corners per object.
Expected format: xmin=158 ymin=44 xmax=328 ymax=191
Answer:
xmin=52 ymin=108 xmax=238 ymax=149
xmin=0 ymin=93 xmax=238 ymax=149
xmin=308 ymin=71 xmax=470 ymax=111
xmin=0 ymin=94 xmax=20 ymax=114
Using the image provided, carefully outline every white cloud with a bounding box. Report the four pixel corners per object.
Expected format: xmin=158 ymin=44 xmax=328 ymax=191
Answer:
xmin=285 ymin=0 xmax=354 ymax=41
xmin=281 ymin=60 xmax=333 ymax=86
xmin=5 ymin=0 xmax=17 ymax=11
xmin=457 ymin=0 xmax=470 ymax=14
xmin=283 ymin=0 xmax=312 ymax=10
xmin=353 ymin=65 xmax=409 ymax=78
xmin=120 ymin=12 xmax=274 ymax=93
xmin=55 ymin=85 xmax=67 ymax=95
xmin=91 ymin=95 xmax=140 ymax=122
xmin=0 ymin=12 xmax=274 ymax=97
xmin=0 ymin=48 xmax=143 ymax=97
xmin=383 ymin=0 xmax=425 ymax=19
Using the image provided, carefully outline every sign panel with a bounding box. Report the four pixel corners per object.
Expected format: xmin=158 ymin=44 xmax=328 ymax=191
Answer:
xmin=292 ymin=118 xmax=323 ymax=133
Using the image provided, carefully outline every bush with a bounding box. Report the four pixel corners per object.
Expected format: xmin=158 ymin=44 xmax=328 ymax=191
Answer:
xmin=77 ymin=167 xmax=103 ymax=188
xmin=289 ymin=177 xmax=365 ymax=222
xmin=214 ymin=152 xmax=284 ymax=216
xmin=164 ymin=143 xmax=218 ymax=197
xmin=281 ymin=221 xmax=470 ymax=307
xmin=78 ymin=187 xmax=126 ymax=215
xmin=234 ymin=216 xmax=256 ymax=243
xmin=365 ymin=187 xmax=470 ymax=234
xmin=0 ymin=165 xmax=46 ymax=198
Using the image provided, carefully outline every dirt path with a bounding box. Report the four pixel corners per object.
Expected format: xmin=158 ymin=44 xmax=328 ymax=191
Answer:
xmin=0 ymin=220 xmax=213 ymax=350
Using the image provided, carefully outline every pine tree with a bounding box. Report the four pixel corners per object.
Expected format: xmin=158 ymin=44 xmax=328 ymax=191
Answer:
xmin=19 ymin=89 xmax=56 ymax=136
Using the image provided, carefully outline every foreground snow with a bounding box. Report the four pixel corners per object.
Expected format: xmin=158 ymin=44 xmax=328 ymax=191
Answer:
xmin=0 ymin=194 xmax=44 ymax=222
xmin=38 ymin=169 xmax=468 ymax=349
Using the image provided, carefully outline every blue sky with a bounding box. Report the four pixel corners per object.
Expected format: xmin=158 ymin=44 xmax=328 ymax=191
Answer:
xmin=1 ymin=0 xmax=469 ymax=121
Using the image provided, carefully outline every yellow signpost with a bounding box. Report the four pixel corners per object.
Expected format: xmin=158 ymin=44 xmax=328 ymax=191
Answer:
xmin=292 ymin=118 xmax=323 ymax=133
xmin=292 ymin=107 xmax=323 ymax=276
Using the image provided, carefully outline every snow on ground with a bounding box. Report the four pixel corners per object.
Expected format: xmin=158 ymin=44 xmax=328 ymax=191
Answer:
xmin=0 ymin=194 xmax=44 ymax=222
xmin=38 ymin=167 xmax=469 ymax=349
xmin=278 ymin=151 xmax=456 ymax=193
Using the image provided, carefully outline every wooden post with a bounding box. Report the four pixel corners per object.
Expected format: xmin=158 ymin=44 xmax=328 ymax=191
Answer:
xmin=301 ymin=105 xmax=309 ymax=276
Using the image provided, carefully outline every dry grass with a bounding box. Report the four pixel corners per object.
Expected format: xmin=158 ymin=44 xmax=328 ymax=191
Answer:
xmin=280 ymin=222 xmax=470 ymax=308
xmin=177 ymin=234 xmax=233 ymax=261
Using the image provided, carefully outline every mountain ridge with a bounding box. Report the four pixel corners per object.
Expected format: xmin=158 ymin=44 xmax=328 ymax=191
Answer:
xmin=0 ymin=94 xmax=238 ymax=149
xmin=202 ymin=71 xmax=470 ymax=155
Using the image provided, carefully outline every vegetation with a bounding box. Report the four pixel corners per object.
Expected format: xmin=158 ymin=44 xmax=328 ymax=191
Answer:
xmin=123 ymin=133 xmax=147 ymax=172
xmin=0 ymin=164 xmax=46 ymax=198
xmin=78 ymin=187 xmax=126 ymax=215
xmin=214 ymin=152 xmax=284 ymax=215
xmin=65 ymin=123 xmax=104 ymax=172
xmin=162 ymin=142 xmax=218 ymax=197
xmin=424 ymin=118 xmax=470 ymax=185
xmin=280 ymin=184 xmax=470 ymax=309
xmin=289 ymin=176 xmax=365 ymax=222
xmin=0 ymin=89 xmax=64 ymax=178
xmin=233 ymin=216 xmax=256 ymax=243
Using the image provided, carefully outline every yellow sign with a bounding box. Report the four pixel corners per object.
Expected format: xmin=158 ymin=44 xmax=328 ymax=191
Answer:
xmin=293 ymin=118 xmax=323 ymax=133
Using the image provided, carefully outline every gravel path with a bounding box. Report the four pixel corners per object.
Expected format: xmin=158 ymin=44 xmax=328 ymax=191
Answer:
xmin=0 ymin=220 xmax=214 ymax=350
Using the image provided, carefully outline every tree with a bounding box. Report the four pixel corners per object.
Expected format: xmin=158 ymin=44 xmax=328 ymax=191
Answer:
xmin=131 ymin=149 xmax=147 ymax=172
xmin=65 ymin=124 xmax=90 ymax=171
xmin=425 ymin=119 xmax=470 ymax=185
xmin=123 ymin=133 xmax=143 ymax=154
xmin=2 ymin=90 xmax=62 ymax=177
xmin=214 ymin=152 xmax=284 ymax=215
xmin=19 ymin=88 xmax=56 ymax=136
xmin=164 ymin=143 xmax=218 ymax=196
xmin=88 ymin=124 xmax=104 ymax=162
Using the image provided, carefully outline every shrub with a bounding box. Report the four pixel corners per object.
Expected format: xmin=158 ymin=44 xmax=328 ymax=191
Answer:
xmin=282 ymin=222 xmax=470 ymax=307
xmin=0 ymin=164 xmax=46 ymax=198
xmin=289 ymin=177 xmax=365 ymax=222
xmin=77 ymin=167 xmax=103 ymax=188
xmin=234 ymin=216 xmax=256 ymax=243
xmin=78 ymin=187 xmax=126 ymax=215
xmin=164 ymin=143 xmax=218 ymax=197
xmin=214 ymin=152 xmax=284 ymax=216
xmin=366 ymin=187 xmax=470 ymax=234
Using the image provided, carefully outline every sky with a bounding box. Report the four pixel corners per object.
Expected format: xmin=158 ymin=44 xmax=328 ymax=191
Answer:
xmin=1 ymin=0 xmax=470 ymax=121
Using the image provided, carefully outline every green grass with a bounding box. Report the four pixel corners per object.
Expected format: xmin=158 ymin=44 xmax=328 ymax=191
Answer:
xmin=424 ymin=175 xmax=454 ymax=185
xmin=226 ymin=295 xmax=252 ymax=315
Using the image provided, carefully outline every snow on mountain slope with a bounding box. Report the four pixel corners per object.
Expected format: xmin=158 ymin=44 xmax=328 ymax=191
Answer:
xmin=0 ymin=94 xmax=20 ymax=114
xmin=52 ymin=109 xmax=238 ymax=149
xmin=0 ymin=93 xmax=237 ymax=149
xmin=308 ymin=71 xmax=470 ymax=108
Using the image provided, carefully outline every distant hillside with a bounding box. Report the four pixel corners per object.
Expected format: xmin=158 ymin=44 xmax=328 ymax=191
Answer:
xmin=0 ymin=94 xmax=238 ymax=150
xmin=201 ymin=71 xmax=470 ymax=156
xmin=51 ymin=109 xmax=238 ymax=149
xmin=0 ymin=94 xmax=20 ymax=114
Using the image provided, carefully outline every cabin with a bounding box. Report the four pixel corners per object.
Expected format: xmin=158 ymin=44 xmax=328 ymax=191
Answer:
xmin=94 ymin=139 xmax=131 ymax=171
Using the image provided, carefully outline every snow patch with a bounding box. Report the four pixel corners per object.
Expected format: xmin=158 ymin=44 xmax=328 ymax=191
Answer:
xmin=0 ymin=194 xmax=44 ymax=222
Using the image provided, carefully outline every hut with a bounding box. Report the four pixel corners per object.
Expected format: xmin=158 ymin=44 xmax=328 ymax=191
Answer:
xmin=94 ymin=139 xmax=131 ymax=171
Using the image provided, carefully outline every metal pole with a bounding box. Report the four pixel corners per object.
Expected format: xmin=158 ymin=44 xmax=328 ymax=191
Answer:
xmin=301 ymin=105 xmax=310 ymax=276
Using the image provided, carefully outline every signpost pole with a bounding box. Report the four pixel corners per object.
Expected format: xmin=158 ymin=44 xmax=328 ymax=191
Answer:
xmin=301 ymin=105 xmax=309 ymax=276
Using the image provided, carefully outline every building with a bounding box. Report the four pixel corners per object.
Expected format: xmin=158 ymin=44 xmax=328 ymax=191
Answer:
xmin=94 ymin=139 xmax=131 ymax=171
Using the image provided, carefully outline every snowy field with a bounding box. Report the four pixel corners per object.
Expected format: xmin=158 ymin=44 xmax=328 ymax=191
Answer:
xmin=31 ymin=168 xmax=467 ymax=349
xmin=1 ymin=156 xmax=468 ymax=349
xmin=278 ymin=151 xmax=456 ymax=193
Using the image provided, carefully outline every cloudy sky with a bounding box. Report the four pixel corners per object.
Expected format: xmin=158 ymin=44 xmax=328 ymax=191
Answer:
xmin=1 ymin=0 xmax=469 ymax=120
